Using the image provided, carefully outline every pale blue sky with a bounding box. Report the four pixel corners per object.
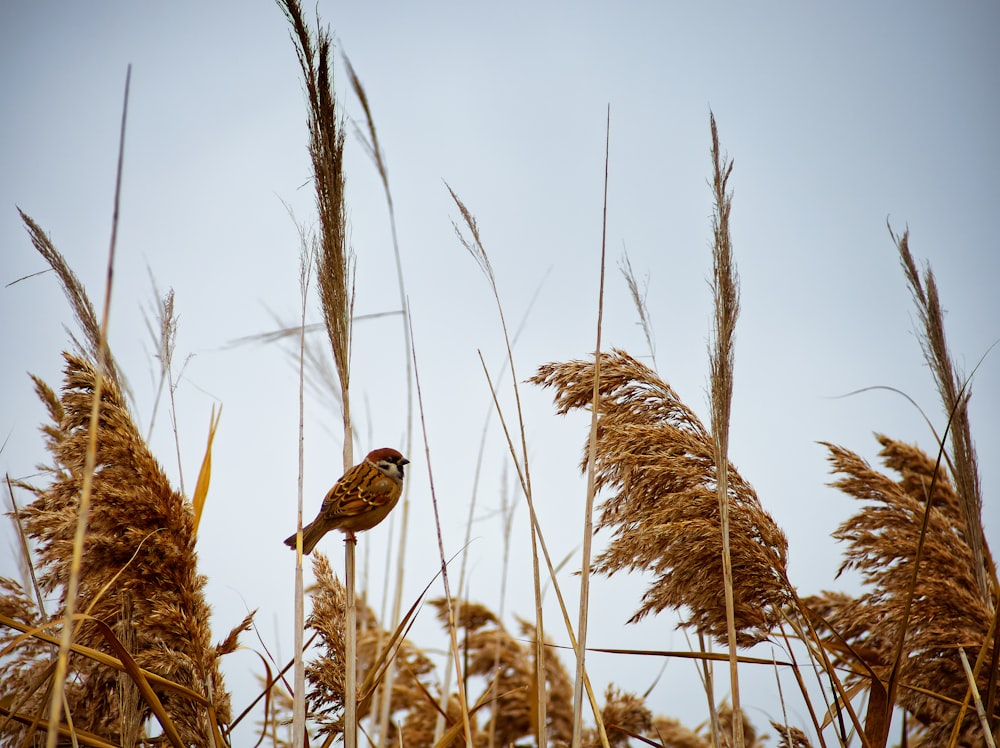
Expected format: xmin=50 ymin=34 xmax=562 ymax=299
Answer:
xmin=2 ymin=2 xmax=998 ymax=742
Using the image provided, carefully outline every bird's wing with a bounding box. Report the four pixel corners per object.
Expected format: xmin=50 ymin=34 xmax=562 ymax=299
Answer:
xmin=321 ymin=464 xmax=395 ymax=518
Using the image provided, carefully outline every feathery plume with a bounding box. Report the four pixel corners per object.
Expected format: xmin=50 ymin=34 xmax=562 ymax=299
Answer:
xmin=892 ymin=227 xmax=991 ymax=600
xmin=5 ymin=352 xmax=231 ymax=744
xmin=531 ymin=349 xmax=791 ymax=646
xmin=806 ymin=435 xmax=996 ymax=745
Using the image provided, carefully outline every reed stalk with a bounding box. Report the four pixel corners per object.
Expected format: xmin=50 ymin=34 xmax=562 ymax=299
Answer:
xmin=343 ymin=59 xmax=416 ymax=747
xmin=45 ymin=66 xmax=130 ymax=748
xmin=293 ymin=226 xmax=315 ymax=745
xmin=707 ymin=112 xmax=744 ymax=748
xmin=572 ymin=105 xmax=611 ymax=748
xmin=408 ymin=314 xmax=476 ymax=747
xmin=277 ymin=3 xmax=357 ymax=744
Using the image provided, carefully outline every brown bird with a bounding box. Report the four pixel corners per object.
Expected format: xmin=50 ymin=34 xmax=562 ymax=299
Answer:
xmin=284 ymin=447 xmax=409 ymax=554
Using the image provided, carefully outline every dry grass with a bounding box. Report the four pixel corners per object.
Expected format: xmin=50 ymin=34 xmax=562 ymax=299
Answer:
xmin=893 ymin=228 xmax=991 ymax=602
xmin=3 ymin=351 xmax=235 ymax=744
xmin=3 ymin=13 xmax=996 ymax=744
xmin=276 ymin=2 xmax=360 ymax=745
xmin=805 ymin=435 xmax=996 ymax=746
xmin=429 ymin=598 xmax=575 ymax=746
xmin=592 ymin=685 xmax=652 ymax=747
xmin=17 ymin=211 xmax=127 ymax=398
xmin=706 ymin=111 xmax=745 ymax=747
xmin=530 ymin=348 xmax=792 ymax=648
xmin=448 ymin=185 xmax=560 ymax=745
xmin=277 ymin=0 xmax=354 ymax=433
xmin=345 ymin=53 xmax=417 ymax=748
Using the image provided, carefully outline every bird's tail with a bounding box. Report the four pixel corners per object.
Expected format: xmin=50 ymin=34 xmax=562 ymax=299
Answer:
xmin=283 ymin=520 xmax=326 ymax=555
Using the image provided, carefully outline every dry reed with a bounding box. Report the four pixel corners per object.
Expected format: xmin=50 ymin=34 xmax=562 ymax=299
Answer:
xmin=276 ymin=0 xmax=354 ymax=443
xmin=448 ymin=185 xmax=557 ymax=746
xmin=344 ymin=54 xmax=417 ymax=748
xmin=2 ymin=210 xmax=246 ymax=744
xmin=276 ymin=2 xmax=358 ymax=745
xmin=531 ymin=348 xmax=792 ymax=647
xmin=805 ymin=435 xmax=996 ymax=746
xmin=706 ymin=111 xmax=745 ymax=747
xmin=7 ymin=19 xmax=995 ymax=744
xmin=17 ymin=211 xmax=126 ymax=398
xmin=618 ymin=250 xmax=657 ymax=369
xmin=428 ymin=598 xmax=575 ymax=746
xmin=892 ymin=228 xmax=991 ymax=602
xmin=592 ymin=685 xmax=653 ymax=747
xmin=573 ymin=104 xmax=612 ymax=748
xmin=769 ymin=721 xmax=813 ymax=748
xmin=304 ymin=554 xmax=439 ymax=743
xmin=651 ymin=716 xmax=708 ymax=748
xmin=3 ymin=351 xmax=234 ymax=744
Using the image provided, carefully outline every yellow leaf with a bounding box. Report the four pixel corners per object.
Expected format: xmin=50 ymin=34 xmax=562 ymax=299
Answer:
xmin=192 ymin=404 xmax=222 ymax=535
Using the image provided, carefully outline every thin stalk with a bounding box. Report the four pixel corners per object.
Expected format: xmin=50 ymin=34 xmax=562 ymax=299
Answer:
xmin=488 ymin=469 xmax=515 ymax=748
xmin=572 ymin=105 xmax=610 ymax=748
xmin=447 ymin=186 xmax=550 ymax=745
xmin=436 ymin=402 xmax=489 ymax=741
xmin=437 ymin=281 xmax=546 ymax=743
xmin=341 ymin=277 xmax=355 ymax=748
xmin=698 ymin=632 xmax=722 ymax=748
xmin=345 ymin=539 xmax=357 ymax=748
xmin=449 ymin=185 xmax=607 ymax=746
xmin=343 ymin=375 xmax=355 ymax=748
xmin=478 ymin=354 xmax=611 ymax=748
xmin=958 ymin=648 xmax=996 ymax=748
xmin=292 ymin=228 xmax=314 ymax=747
xmin=784 ymin=593 xmax=870 ymax=747
xmin=167 ymin=356 xmax=186 ymax=498
xmin=408 ymin=311 xmax=475 ymax=747
xmin=344 ymin=59 xmax=415 ymax=745
xmin=528 ymin=519 xmax=546 ymax=747
xmin=949 ymin=605 xmax=998 ymax=744
xmin=775 ymin=619 xmax=829 ymax=748
xmin=46 ymin=65 xmax=129 ymax=748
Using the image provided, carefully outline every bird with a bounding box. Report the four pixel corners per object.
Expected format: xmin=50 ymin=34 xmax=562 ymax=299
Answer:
xmin=284 ymin=447 xmax=409 ymax=554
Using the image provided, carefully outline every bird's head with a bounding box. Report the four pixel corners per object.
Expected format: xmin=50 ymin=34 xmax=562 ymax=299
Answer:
xmin=366 ymin=447 xmax=409 ymax=481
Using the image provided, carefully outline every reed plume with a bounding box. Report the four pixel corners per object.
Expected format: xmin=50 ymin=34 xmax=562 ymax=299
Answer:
xmin=580 ymin=702 xmax=770 ymax=748
xmin=591 ymin=685 xmax=652 ymax=747
xmin=429 ymin=597 xmax=575 ymax=746
xmin=806 ymin=434 xmax=996 ymax=745
xmin=769 ymin=722 xmax=813 ymax=748
xmin=276 ymin=0 xmax=357 ymax=742
xmin=893 ymin=227 xmax=991 ymax=600
xmin=305 ymin=554 xmax=439 ymax=743
xmin=3 ymin=352 xmax=233 ymax=744
xmin=17 ymin=210 xmax=127 ymax=398
xmin=304 ymin=554 xmax=348 ymax=729
xmin=531 ymin=349 xmax=791 ymax=647
xmin=277 ymin=0 xmax=353 ymax=401
xmin=1 ymin=219 xmax=243 ymax=744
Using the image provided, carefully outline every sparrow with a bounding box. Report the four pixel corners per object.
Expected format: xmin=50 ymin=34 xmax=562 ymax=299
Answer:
xmin=284 ymin=447 xmax=409 ymax=554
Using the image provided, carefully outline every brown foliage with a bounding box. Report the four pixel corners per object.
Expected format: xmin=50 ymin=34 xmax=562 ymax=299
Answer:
xmin=598 ymin=685 xmax=652 ymax=747
xmin=2 ymin=353 xmax=230 ymax=744
xmin=426 ymin=598 xmax=575 ymax=747
xmin=806 ymin=434 xmax=997 ymax=746
xmin=306 ymin=555 xmax=440 ymax=742
xmin=531 ymin=349 xmax=791 ymax=646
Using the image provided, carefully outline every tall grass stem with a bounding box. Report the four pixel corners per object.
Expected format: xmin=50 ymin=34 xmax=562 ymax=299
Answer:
xmin=46 ymin=65 xmax=130 ymax=748
xmin=572 ymin=105 xmax=610 ymax=748
xmin=707 ymin=112 xmax=743 ymax=748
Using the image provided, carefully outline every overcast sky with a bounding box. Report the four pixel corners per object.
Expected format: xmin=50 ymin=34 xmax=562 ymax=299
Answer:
xmin=2 ymin=2 xmax=998 ymax=743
